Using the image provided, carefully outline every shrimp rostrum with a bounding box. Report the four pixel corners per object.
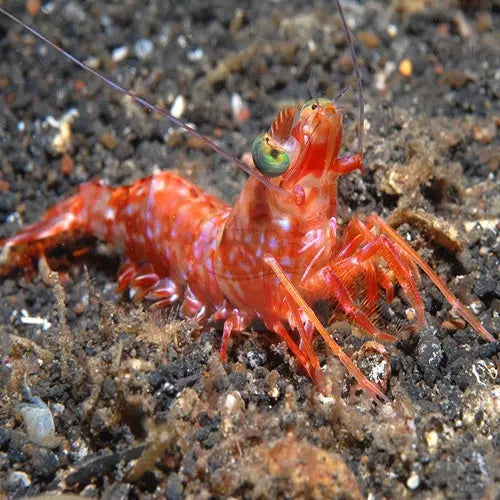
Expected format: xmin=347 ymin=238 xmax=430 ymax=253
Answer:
xmin=0 ymin=2 xmax=494 ymax=400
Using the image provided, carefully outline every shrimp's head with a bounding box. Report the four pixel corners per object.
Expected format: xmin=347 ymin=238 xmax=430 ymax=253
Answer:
xmin=251 ymin=98 xmax=345 ymax=211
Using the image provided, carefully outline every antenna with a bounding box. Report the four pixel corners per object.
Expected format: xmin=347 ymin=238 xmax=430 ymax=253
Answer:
xmin=0 ymin=7 xmax=292 ymax=199
xmin=336 ymin=0 xmax=364 ymax=157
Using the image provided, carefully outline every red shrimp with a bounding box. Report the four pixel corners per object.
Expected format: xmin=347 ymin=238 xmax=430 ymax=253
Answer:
xmin=0 ymin=2 xmax=495 ymax=400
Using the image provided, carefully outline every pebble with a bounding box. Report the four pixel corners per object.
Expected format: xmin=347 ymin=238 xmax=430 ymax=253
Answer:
xmin=187 ymin=48 xmax=204 ymax=61
xmin=358 ymin=31 xmax=381 ymax=49
xmin=61 ymin=153 xmax=74 ymax=175
xmin=474 ymin=276 xmax=497 ymax=299
xmin=476 ymin=12 xmax=493 ymax=34
xmin=134 ymin=39 xmax=154 ymax=60
xmin=18 ymin=384 xmax=58 ymax=447
xmin=387 ymin=24 xmax=398 ymax=38
xmin=223 ymin=391 xmax=245 ymax=415
xmin=4 ymin=471 xmax=31 ymax=492
xmin=246 ymin=348 xmax=266 ymax=369
xmin=472 ymin=122 xmax=495 ymax=144
xmin=425 ymin=430 xmax=439 ymax=453
xmin=338 ymin=54 xmax=354 ymax=74
xmin=399 ymin=59 xmax=413 ymax=77
xmin=446 ymin=69 xmax=469 ymax=89
xmin=166 ymin=472 xmax=183 ymax=500
xmin=406 ymin=471 xmax=420 ymax=490
xmin=100 ymin=133 xmax=118 ymax=151
xmin=170 ymin=95 xmax=186 ymax=119
xmin=26 ymin=0 xmax=41 ymax=16
xmin=112 ymin=45 xmax=129 ymax=63
xmin=416 ymin=333 xmax=442 ymax=385
xmin=231 ymin=93 xmax=250 ymax=122
xmin=32 ymin=447 xmax=58 ymax=479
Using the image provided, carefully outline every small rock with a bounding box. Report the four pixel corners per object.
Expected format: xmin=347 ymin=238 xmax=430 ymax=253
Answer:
xmin=170 ymin=95 xmax=186 ymax=119
xmin=4 ymin=471 xmax=31 ymax=492
xmin=112 ymin=45 xmax=129 ymax=63
xmin=416 ymin=333 xmax=442 ymax=385
xmin=399 ymin=58 xmax=413 ymax=77
xmin=223 ymin=391 xmax=245 ymax=415
xmin=472 ymin=122 xmax=496 ymax=144
xmin=61 ymin=153 xmax=74 ymax=175
xmin=474 ymin=276 xmax=497 ymax=299
xmin=425 ymin=429 xmax=439 ymax=454
xmin=231 ymin=92 xmax=250 ymax=122
xmin=17 ymin=383 xmax=60 ymax=448
xmin=246 ymin=348 xmax=267 ymax=369
xmin=26 ymin=0 xmax=41 ymax=17
xmin=352 ymin=341 xmax=391 ymax=394
xmin=134 ymin=39 xmax=154 ymax=60
xmin=358 ymin=30 xmax=380 ymax=49
xmin=453 ymin=11 xmax=473 ymax=39
xmin=31 ymin=447 xmax=58 ymax=480
xmin=166 ymin=472 xmax=183 ymax=500
xmin=407 ymin=471 xmax=420 ymax=490
xmin=338 ymin=54 xmax=354 ymax=74
xmin=446 ymin=69 xmax=469 ymax=89
xmin=475 ymin=12 xmax=493 ymax=33
xmin=100 ymin=133 xmax=118 ymax=151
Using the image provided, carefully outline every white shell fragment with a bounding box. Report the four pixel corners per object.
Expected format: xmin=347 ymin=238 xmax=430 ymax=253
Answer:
xmin=170 ymin=95 xmax=186 ymax=119
xmin=134 ymin=39 xmax=154 ymax=60
xmin=17 ymin=382 xmax=59 ymax=448
xmin=111 ymin=45 xmax=129 ymax=62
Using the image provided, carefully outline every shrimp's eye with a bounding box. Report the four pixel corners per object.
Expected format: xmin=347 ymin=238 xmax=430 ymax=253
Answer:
xmin=300 ymin=97 xmax=331 ymax=114
xmin=251 ymin=132 xmax=290 ymax=178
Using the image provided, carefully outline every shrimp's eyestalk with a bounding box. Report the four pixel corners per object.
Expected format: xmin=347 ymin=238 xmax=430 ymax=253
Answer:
xmin=336 ymin=0 xmax=364 ymax=159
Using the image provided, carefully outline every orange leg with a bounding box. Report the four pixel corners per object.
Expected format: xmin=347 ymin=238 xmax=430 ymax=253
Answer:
xmin=363 ymin=260 xmax=379 ymax=316
xmin=334 ymin=232 xmax=425 ymax=330
xmin=342 ymin=218 xmax=420 ymax=284
xmin=265 ymin=318 xmax=324 ymax=388
xmin=320 ymin=267 xmax=398 ymax=343
xmin=375 ymin=266 xmax=395 ymax=304
xmin=282 ymin=288 xmax=322 ymax=376
xmin=365 ymin=215 xmax=495 ymax=343
xmin=264 ymin=254 xmax=387 ymax=401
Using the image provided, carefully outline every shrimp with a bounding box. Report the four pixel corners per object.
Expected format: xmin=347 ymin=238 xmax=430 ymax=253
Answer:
xmin=0 ymin=2 xmax=494 ymax=400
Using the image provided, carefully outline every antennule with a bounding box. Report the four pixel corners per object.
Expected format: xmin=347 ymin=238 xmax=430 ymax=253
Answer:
xmin=0 ymin=7 xmax=292 ymax=199
xmin=336 ymin=0 xmax=364 ymax=158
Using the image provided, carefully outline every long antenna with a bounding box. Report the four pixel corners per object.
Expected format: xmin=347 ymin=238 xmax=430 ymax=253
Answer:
xmin=0 ymin=7 xmax=292 ymax=199
xmin=336 ymin=0 xmax=364 ymax=157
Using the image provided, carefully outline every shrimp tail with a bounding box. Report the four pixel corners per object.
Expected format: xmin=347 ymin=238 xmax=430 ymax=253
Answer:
xmin=0 ymin=181 xmax=112 ymax=275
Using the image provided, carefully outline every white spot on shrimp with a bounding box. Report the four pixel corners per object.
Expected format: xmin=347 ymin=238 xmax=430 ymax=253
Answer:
xmin=268 ymin=238 xmax=278 ymax=251
xmin=277 ymin=218 xmax=291 ymax=232
xmin=281 ymin=256 xmax=294 ymax=267
xmin=105 ymin=208 xmax=115 ymax=220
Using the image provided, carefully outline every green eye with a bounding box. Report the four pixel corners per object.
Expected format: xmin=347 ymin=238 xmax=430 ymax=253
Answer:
xmin=251 ymin=132 xmax=290 ymax=178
